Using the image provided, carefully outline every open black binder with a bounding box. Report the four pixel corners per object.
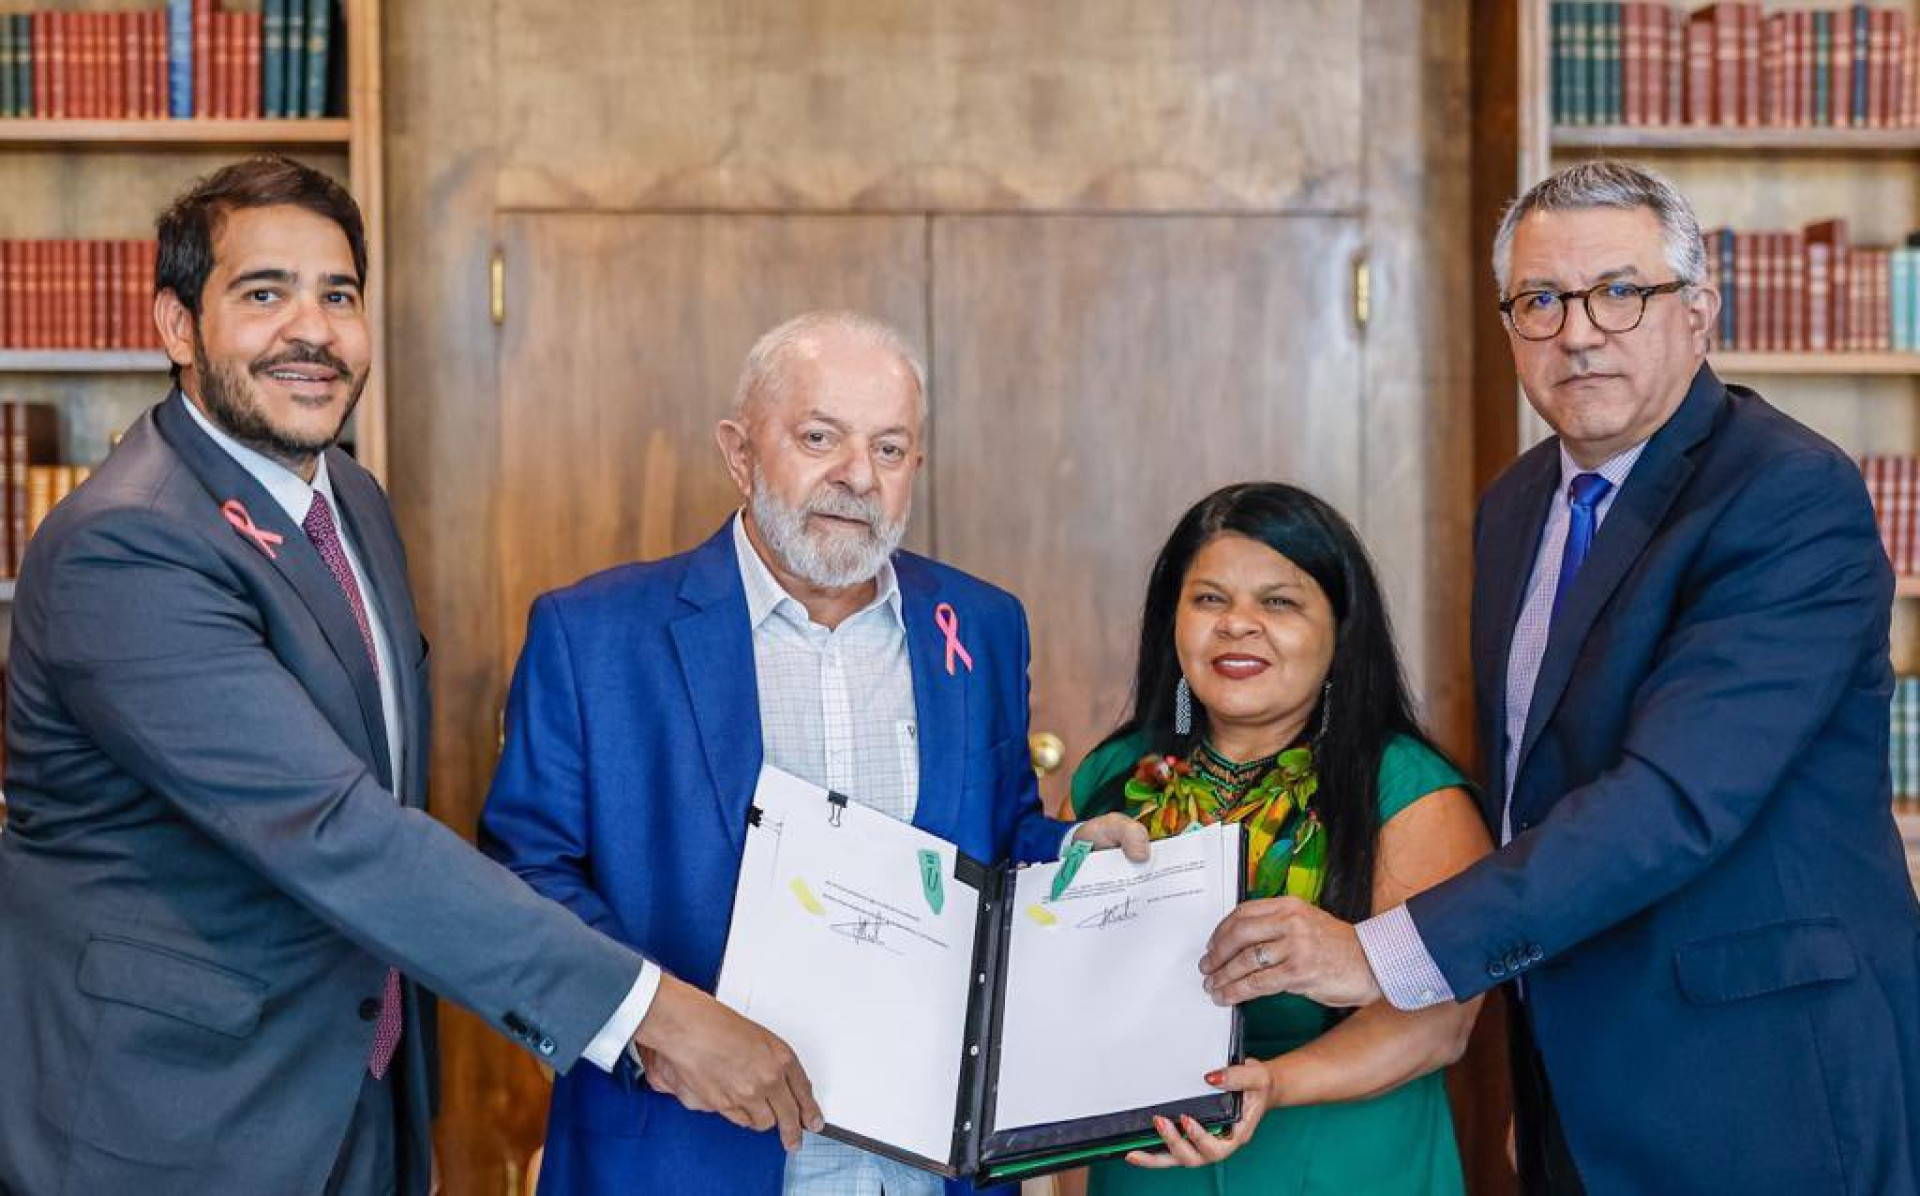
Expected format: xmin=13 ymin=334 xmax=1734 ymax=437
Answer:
xmin=716 ymin=766 xmax=1246 ymax=1185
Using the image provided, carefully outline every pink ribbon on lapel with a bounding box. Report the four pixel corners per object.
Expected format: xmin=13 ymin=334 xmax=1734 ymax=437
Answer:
xmin=934 ymin=602 xmax=974 ymax=676
xmin=221 ymin=499 xmax=284 ymax=561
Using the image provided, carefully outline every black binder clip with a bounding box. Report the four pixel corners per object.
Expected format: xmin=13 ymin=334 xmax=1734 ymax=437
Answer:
xmin=826 ymin=790 xmax=849 ymax=827
xmin=746 ymin=805 xmax=763 ymax=828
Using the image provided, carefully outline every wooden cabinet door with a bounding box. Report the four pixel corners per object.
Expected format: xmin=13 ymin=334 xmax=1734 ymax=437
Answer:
xmin=495 ymin=212 xmax=931 ymax=658
xmin=928 ymin=215 xmax=1364 ymax=811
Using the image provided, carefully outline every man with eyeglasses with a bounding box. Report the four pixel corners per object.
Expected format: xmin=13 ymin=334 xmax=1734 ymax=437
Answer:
xmin=1196 ymin=160 xmax=1920 ymax=1194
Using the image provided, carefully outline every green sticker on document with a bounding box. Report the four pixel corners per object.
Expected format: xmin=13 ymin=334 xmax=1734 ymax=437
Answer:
xmin=918 ymin=849 xmax=945 ymax=914
xmin=1051 ymin=840 xmax=1092 ymax=902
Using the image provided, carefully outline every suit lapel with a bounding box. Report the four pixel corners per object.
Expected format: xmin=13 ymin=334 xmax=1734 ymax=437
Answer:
xmin=1477 ymin=446 xmax=1559 ymax=813
xmin=671 ymin=527 xmax=764 ymax=851
xmin=153 ymin=396 xmax=395 ymax=788
xmin=1512 ymin=366 xmax=1725 ymax=807
xmin=897 ymin=556 xmax=968 ymax=843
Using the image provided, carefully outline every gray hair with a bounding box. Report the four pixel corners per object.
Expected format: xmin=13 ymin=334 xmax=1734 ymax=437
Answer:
xmin=1492 ymin=160 xmax=1708 ymax=294
xmin=731 ymin=311 xmax=927 ymax=423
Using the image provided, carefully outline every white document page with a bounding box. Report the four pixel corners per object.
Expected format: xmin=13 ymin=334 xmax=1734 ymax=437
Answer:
xmin=717 ymin=766 xmax=980 ymax=1167
xmin=989 ymin=823 xmax=1240 ymax=1132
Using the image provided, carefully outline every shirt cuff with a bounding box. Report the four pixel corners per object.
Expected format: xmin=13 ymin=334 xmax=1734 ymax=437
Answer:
xmin=579 ymin=961 xmax=663 ymax=1073
xmin=1355 ymin=904 xmax=1455 ymax=1012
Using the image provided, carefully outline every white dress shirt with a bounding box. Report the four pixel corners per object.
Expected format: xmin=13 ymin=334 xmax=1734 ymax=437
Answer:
xmin=726 ymin=515 xmax=940 ymax=1196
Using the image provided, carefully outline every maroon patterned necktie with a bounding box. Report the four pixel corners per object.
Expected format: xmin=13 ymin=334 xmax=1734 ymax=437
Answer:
xmin=302 ymin=491 xmax=403 ymax=1080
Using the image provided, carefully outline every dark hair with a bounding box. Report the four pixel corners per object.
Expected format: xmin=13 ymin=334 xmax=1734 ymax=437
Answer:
xmin=156 ymin=153 xmax=366 ymax=320
xmin=1100 ymin=482 xmax=1447 ymax=925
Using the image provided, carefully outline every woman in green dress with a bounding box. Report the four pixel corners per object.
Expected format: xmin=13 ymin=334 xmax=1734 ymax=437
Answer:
xmin=1070 ymin=482 xmax=1493 ymax=1195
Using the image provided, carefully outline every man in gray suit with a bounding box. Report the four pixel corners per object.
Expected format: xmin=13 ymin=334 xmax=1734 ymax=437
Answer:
xmin=0 ymin=156 xmax=818 ymax=1196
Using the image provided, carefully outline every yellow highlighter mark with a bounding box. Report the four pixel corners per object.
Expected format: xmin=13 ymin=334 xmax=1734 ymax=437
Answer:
xmin=1025 ymin=903 xmax=1058 ymax=927
xmin=791 ymin=878 xmax=826 ymax=916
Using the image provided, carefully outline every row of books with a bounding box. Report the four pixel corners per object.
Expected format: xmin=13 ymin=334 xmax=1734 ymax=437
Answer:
xmin=0 ymin=1 xmax=339 ymax=121
xmin=1552 ymin=2 xmax=1920 ymax=128
xmin=1862 ymin=456 xmax=1920 ymax=576
xmin=1701 ymin=221 xmax=1920 ymax=352
xmin=0 ymin=239 xmax=161 ymax=352
xmin=0 ymin=401 xmax=61 ymax=578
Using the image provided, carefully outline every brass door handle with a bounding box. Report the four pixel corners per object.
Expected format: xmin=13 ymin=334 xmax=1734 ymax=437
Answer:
xmin=1029 ymin=731 xmax=1065 ymax=778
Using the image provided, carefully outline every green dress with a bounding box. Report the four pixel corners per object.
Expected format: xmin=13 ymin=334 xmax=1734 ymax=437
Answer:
xmin=1069 ymin=733 xmax=1469 ymax=1196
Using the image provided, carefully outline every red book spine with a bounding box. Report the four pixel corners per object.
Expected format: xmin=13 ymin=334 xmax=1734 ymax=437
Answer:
xmin=1742 ymin=4 xmax=1761 ymax=126
xmin=1743 ymin=230 xmax=1758 ymax=349
xmin=1647 ymin=4 xmax=1665 ymax=126
xmin=1881 ymin=250 xmax=1893 ymax=350
xmin=1688 ymin=12 xmax=1713 ymax=125
xmin=1834 ymin=9 xmax=1854 ymax=128
xmin=1624 ymin=4 xmax=1643 ymax=125
xmin=30 ymin=242 xmax=46 ymax=349
xmin=1788 ymin=231 xmax=1805 ymax=351
xmin=93 ymin=240 xmax=109 ymax=350
xmin=120 ymin=11 xmax=138 ymax=120
xmin=1716 ymin=9 xmax=1739 ymax=124
xmin=69 ymin=13 xmax=85 ymax=121
xmin=48 ymin=12 xmax=66 ymax=120
xmin=102 ymin=13 xmax=118 ymax=121
xmin=1893 ymin=12 xmax=1903 ymax=126
xmin=134 ymin=10 xmax=151 ymax=119
xmin=19 ymin=243 xmax=35 ymax=349
xmin=104 ymin=240 xmax=121 ymax=350
xmin=143 ymin=240 xmax=158 ymax=349
xmin=228 ymin=14 xmax=245 ymax=120
xmin=193 ymin=0 xmax=211 ymax=119
xmin=0 ymin=242 xmax=9 ymax=349
xmin=153 ymin=12 xmax=170 ymax=121
xmin=1875 ymin=9 xmax=1894 ymax=128
xmin=1764 ymin=233 xmax=1781 ymax=352
xmin=58 ymin=240 xmax=75 ymax=349
xmin=125 ymin=240 xmax=143 ymax=349
xmin=1793 ymin=12 xmax=1808 ymax=127
xmin=70 ymin=239 xmax=84 ymax=349
xmin=87 ymin=12 xmax=103 ymax=120
xmin=1667 ymin=5 xmax=1685 ymax=126
xmin=247 ymin=15 xmax=261 ymax=119
xmin=1764 ymin=13 xmax=1784 ymax=127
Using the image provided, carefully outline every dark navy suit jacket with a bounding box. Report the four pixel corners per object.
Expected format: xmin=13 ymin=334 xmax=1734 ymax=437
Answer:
xmin=1409 ymin=365 xmax=1920 ymax=1193
xmin=481 ymin=523 xmax=1068 ymax=1195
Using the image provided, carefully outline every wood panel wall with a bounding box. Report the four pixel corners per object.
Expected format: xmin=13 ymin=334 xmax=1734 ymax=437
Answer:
xmin=381 ymin=3 xmax=1494 ymax=1192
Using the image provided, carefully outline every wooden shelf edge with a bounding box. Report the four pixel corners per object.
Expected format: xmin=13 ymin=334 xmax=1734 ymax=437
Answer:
xmin=1711 ymin=351 xmax=1920 ymax=376
xmin=0 ymin=119 xmax=351 ymax=147
xmin=1553 ymin=125 xmax=1920 ymax=153
xmin=0 ymin=350 xmax=171 ymax=373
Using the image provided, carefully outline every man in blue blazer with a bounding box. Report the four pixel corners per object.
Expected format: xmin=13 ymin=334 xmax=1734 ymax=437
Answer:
xmin=1199 ymin=161 xmax=1920 ymax=1194
xmin=481 ymin=312 xmax=1112 ymax=1195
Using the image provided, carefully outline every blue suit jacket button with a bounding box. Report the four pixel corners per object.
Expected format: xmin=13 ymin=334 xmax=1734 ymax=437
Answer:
xmin=538 ymin=1038 xmax=557 ymax=1056
xmin=1488 ymin=962 xmax=1507 ymax=978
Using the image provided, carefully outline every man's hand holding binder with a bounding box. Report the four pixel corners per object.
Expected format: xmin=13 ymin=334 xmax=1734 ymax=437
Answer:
xmin=631 ymin=973 xmax=824 ymax=1149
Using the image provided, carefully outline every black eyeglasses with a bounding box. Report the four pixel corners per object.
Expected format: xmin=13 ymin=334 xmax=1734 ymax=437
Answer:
xmin=1498 ymin=279 xmax=1690 ymax=341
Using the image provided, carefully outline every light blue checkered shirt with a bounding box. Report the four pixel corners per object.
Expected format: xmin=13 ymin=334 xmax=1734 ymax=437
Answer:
xmin=731 ymin=516 xmax=943 ymax=1196
xmin=1357 ymin=442 xmax=1645 ymax=1009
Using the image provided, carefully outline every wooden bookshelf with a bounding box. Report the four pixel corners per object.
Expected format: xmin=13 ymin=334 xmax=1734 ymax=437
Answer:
xmin=0 ymin=0 xmax=385 ymax=481
xmin=0 ymin=119 xmax=351 ymax=148
xmin=0 ymin=350 xmax=171 ymax=374
xmin=1553 ymin=125 xmax=1920 ymax=154
xmin=1712 ymin=351 xmax=1920 ymax=376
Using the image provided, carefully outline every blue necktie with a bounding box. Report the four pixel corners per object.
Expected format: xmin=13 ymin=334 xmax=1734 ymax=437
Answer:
xmin=1552 ymin=472 xmax=1613 ymax=621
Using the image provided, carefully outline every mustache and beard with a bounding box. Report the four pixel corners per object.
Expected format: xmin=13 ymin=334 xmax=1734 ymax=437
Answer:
xmin=194 ymin=327 xmax=367 ymax=471
xmin=750 ymin=462 xmax=908 ymax=589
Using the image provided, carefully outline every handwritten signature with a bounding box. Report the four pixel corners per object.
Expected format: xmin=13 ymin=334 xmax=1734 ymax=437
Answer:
xmin=1075 ymin=897 xmax=1139 ymax=931
xmin=830 ymin=917 xmax=903 ymax=954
